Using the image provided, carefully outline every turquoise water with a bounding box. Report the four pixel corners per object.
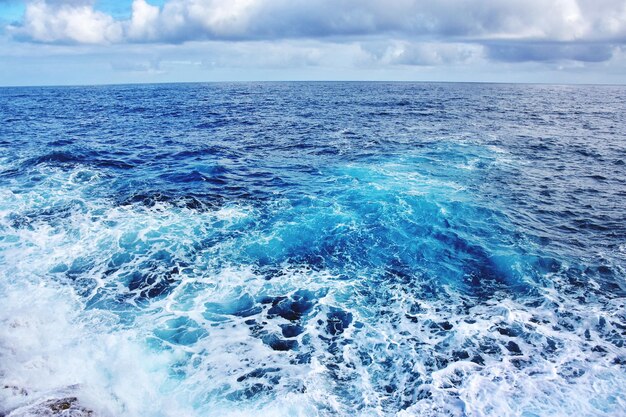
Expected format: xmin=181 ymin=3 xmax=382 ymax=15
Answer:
xmin=0 ymin=82 xmax=625 ymax=416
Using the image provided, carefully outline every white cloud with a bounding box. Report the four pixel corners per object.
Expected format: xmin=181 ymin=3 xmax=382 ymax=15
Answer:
xmin=18 ymin=0 xmax=122 ymax=44
xmin=8 ymin=0 xmax=626 ymax=45
xmin=127 ymin=0 xmax=160 ymax=41
xmin=4 ymin=0 xmax=626 ymax=71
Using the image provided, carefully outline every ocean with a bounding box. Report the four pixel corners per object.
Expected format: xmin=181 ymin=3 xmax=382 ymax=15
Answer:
xmin=0 ymin=82 xmax=625 ymax=416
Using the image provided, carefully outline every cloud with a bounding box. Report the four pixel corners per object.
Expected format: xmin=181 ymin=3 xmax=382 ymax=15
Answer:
xmin=127 ymin=0 xmax=160 ymax=40
xmin=110 ymin=57 xmax=163 ymax=73
xmin=15 ymin=0 xmax=122 ymax=43
xmin=487 ymin=42 xmax=615 ymax=63
xmin=9 ymin=0 xmax=626 ymax=42
xmin=119 ymin=0 xmax=626 ymax=43
xmin=2 ymin=37 xmax=626 ymax=86
xmin=5 ymin=0 xmax=626 ymax=65
xmin=385 ymin=42 xmax=483 ymax=66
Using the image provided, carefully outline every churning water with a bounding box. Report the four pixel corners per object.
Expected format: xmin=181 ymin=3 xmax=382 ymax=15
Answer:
xmin=0 ymin=82 xmax=625 ymax=416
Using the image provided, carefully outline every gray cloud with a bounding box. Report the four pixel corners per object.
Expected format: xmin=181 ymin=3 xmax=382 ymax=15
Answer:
xmin=2 ymin=37 xmax=626 ymax=86
xmin=5 ymin=0 xmax=626 ymax=65
xmin=358 ymin=40 xmax=483 ymax=66
xmin=391 ymin=43 xmax=483 ymax=66
xmin=487 ymin=42 xmax=615 ymax=63
xmin=132 ymin=0 xmax=626 ymax=42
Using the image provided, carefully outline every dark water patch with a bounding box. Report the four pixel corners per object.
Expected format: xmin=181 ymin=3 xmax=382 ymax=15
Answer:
xmin=171 ymin=147 xmax=227 ymax=159
xmin=119 ymin=255 xmax=183 ymax=301
xmin=505 ymin=341 xmax=523 ymax=355
xmin=0 ymin=167 xmax=21 ymax=179
xmin=280 ymin=324 xmax=305 ymax=338
xmin=236 ymin=367 xmax=281 ymax=383
xmin=116 ymin=192 xmax=215 ymax=210
xmin=586 ymin=174 xmax=608 ymax=181
xmin=266 ymin=290 xmax=320 ymax=322
xmin=49 ymin=138 xmax=75 ymax=147
xmin=261 ymin=333 xmax=299 ymax=351
xmin=326 ymin=307 xmax=353 ymax=336
xmin=23 ymin=151 xmax=136 ymax=170
xmin=226 ymin=383 xmax=273 ymax=402
xmin=126 ymin=269 xmax=178 ymax=299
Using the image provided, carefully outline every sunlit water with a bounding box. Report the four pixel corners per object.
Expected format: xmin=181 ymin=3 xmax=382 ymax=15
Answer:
xmin=0 ymin=82 xmax=625 ymax=416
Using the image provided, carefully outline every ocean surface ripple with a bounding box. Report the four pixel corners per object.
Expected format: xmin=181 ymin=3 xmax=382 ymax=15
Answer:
xmin=0 ymin=82 xmax=625 ymax=416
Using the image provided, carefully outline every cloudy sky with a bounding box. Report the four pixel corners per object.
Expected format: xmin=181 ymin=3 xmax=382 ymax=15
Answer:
xmin=1 ymin=0 xmax=625 ymax=86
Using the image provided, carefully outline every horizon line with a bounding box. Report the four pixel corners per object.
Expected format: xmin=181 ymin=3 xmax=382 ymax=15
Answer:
xmin=2 ymin=79 xmax=626 ymax=89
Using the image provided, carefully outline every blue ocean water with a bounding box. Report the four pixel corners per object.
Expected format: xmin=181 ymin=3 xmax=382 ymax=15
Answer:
xmin=0 ymin=82 xmax=625 ymax=417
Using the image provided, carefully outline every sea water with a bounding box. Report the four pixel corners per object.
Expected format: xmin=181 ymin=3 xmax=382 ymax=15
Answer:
xmin=0 ymin=82 xmax=624 ymax=416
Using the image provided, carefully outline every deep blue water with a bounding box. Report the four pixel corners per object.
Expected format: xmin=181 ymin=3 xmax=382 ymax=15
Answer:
xmin=0 ymin=82 xmax=625 ymax=416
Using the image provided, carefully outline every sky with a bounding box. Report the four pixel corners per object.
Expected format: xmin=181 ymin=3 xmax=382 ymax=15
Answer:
xmin=0 ymin=0 xmax=625 ymax=86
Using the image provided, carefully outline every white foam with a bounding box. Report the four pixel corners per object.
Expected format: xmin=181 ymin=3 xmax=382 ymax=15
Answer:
xmin=2 ymin=165 xmax=625 ymax=417
xmin=0 ymin=280 xmax=190 ymax=417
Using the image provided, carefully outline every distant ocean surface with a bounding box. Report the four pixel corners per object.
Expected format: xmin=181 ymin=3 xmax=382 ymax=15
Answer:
xmin=0 ymin=82 xmax=625 ymax=417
